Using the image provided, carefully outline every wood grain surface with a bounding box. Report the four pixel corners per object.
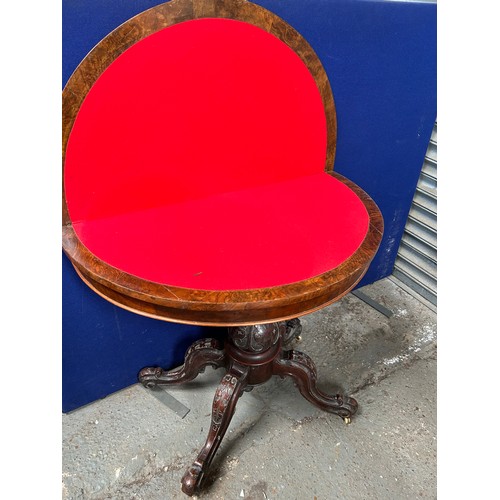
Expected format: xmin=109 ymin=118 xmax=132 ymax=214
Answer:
xmin=62 ymin=0 xmax=383 ymax=326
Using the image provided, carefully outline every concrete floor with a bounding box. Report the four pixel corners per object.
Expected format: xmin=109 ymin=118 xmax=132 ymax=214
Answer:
xmin=62 ymin=277 xmax=437 ymax=499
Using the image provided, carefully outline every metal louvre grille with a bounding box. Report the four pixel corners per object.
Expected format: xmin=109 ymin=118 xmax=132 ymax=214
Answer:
xmin=393 ymin=122 xmax=437 ymax=306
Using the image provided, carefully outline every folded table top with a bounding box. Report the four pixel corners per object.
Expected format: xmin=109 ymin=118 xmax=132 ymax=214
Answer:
xmin=63 ymin=14 xmax=382 ymax=324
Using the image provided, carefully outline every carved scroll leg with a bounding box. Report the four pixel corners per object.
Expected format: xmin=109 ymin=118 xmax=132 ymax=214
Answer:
xmin=273 ymin=350 xmax=358 ymax=422
xmin=181 ymin=370 xmax=248 ymax=496
xmin=138 ymin=338 xmax=226 ymax=388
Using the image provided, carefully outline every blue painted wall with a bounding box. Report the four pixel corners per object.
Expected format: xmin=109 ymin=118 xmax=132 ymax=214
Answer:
xmin=62 ymin=0 xmax=436 ymax=412
xmin=63 ymin=254 xmax=227 ymax=412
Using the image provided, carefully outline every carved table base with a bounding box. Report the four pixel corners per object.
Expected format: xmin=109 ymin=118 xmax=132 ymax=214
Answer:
xmin=139 ymin=319 xmax=357 ymax=496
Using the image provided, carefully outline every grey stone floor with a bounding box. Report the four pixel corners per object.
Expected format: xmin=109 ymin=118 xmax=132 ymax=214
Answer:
xmin=62 ymin=278 xmax=437 ymax=499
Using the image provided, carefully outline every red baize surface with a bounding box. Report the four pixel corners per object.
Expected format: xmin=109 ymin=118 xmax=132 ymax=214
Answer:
xmin=64 ymin=18 xmax=369 ymax=290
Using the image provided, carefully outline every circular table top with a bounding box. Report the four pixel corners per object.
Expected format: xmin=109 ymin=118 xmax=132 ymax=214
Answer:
xmin=62 ymin=5 xmax=383 ymax=326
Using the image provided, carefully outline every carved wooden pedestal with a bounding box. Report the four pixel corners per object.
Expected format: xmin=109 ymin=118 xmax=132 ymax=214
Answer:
xmin=139 ymin=319 xmax=357 ymax=496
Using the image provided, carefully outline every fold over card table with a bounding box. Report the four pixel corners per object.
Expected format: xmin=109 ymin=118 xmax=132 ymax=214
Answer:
xmin=62 ymin=0 xmax=383 ymax=495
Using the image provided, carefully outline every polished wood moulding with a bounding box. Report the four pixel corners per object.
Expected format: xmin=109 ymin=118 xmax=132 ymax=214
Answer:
xmin=64 ymin=174 xmax=382 ymax=326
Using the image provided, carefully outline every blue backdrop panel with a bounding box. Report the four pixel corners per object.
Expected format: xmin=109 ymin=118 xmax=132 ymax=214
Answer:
xmin=62 ymin=0 xmax=436 ymax=412
xmin=255 ymin=0 xmax=437 ymax=283
xmin=63 ymin=254 xmax=227 ymax=412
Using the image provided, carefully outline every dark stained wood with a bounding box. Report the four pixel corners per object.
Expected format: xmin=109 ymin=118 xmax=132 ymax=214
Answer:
xmin=62 ymin=0 xmax=383 ymax=326
xmin=139 ymin=320 xmax=357 ymax=495
xmin=139 ymin=338 xmax=226 ymax=387
xmin=272 ymin=349 xmax=358 ymax=418
xmin=181 ymin=369 xmax=247 ymax=495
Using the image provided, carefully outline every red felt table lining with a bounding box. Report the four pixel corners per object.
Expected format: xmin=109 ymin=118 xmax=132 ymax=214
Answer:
xmin=64 ymin=18 xmax=370 ymax=290
xmin=72 ymin=173 xmax=368 ymax=290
